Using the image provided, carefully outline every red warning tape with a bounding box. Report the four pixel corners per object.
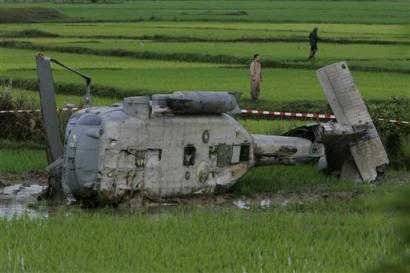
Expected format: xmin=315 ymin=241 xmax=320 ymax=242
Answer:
xmin=240 ymin=109 xmax=336 ymax=120
xmin=0 ymin=107 xmax=409 ymax=125
xmin=0 ymin=108 xmax=79 ymax=114
xmin=240 ymin=109 xmax=410 ymax=125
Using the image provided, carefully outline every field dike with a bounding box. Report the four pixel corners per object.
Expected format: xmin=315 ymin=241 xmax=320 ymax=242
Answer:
xmin=0 ymin=8 xmax=68 ymax=23
xmin=0 ymin=75 xmax=352 ymax=113
xmin=0 ymin=29 xmax=60 ymax=38
xmin=0 ymin=76 xmax=156 ymax=98
xmin=0 ymin=40 xmax=408 ymax=74
xmin=1 ymin=76 xmax=408 ymax=115
xmin=1 ymin=31 xmax=408 ymax=46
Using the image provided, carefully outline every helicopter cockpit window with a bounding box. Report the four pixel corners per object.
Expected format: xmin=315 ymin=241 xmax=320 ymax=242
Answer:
xmin=183 ymin=145 xmax=196 ymax=166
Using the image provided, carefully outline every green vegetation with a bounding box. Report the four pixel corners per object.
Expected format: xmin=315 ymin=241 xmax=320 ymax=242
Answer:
xmin=0 ymin=1 xmax=408 ymax=24
xmin=5 ymin=66 xmax=408 ymax=101
xmin=0 ymin=149 xmax=46 ymax=173
xmin=0 ymin=7 xmax=67 ymax=23
xmin=0 ymin=2 xmax=409 ymax=272
xmin=0 ymin=47 xmax=408 ymax=102
xmin=2 ymin=38 xmax=407 ymax=73
xmin=1 ymin=22 xmax=408 ymax=43
xmin=0 ymin=199 xmax=404 ymax=273
xmin=9 ymin=88 xmax=118 ymax=108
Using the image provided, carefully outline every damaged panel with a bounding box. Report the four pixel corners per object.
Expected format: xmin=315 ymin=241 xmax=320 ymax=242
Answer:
xmin=216 ymin=144 xmax=232 ymax=167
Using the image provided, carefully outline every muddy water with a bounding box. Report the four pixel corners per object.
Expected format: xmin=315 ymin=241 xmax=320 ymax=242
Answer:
xmin=0 ymin=184 xmax=48 ymax=219
xmin=122 ymin=190 xmax=359 ymax=214
xmin=0 ymin=182 xmax=360 ymax=219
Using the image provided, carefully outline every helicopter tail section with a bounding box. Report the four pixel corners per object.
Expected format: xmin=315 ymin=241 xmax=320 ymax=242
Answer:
xmin=316 ymin=62 xmax=389 ymax=181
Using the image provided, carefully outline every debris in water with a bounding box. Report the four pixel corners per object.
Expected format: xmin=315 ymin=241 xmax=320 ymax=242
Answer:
xmin=233 ymin=199 xmax=250 ymax=210
xmin=1 ymin=184 xmax=45 ymax=200
xmin=0 ymin=184 xmax=47 ymax=219
xmin=260 ymin=198 xmax=272 ymax=209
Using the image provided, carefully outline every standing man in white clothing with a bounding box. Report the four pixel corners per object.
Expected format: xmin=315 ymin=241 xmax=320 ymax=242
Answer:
xmin=250 ymin=54 xmax=262 ymax=101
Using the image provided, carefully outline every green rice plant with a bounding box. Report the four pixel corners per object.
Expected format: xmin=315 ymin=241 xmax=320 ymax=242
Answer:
xmin=370 ymin=183 xmax=410 ymax=273
xmin=0 ymin=149 xmax=46 ymax=173
xmin=0 ymin=1 xmax=408 ymax=24
xmin=1 ymin=21 xmax=407 ymax=43
xmin=239 ymin=119 xmax=308 ymax=135
xmin=17 ymin=38 xmax=407 ymax=72
xmin=9 ymin=88 xmax=118 ymax=108
xmin=0 ymin=47 xmax=221 ymax=71
xmin=1 ymin=22 xmax=408 ymax=44
xmin=1 ymin=47 xmax=408 ymax=101
xmin=0 ymin=203 xmax=404 ymax=273
xmin=231 ymin=164 xmax=365 ymax=195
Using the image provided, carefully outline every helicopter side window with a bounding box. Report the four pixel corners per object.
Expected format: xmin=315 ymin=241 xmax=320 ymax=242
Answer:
xmin=239 ymin=144 xmax=250 ymax=161
xmin=183 ymin=145 xmax=196 ymax=166
xmin=232 ymin=144 xmax=250 ymax=163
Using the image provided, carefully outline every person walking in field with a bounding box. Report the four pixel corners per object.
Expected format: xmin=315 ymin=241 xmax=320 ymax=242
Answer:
xmin=309 ymin=27 xmax=320 ymax=59
xmin=250 ymin=54 xmax=262 ymax=101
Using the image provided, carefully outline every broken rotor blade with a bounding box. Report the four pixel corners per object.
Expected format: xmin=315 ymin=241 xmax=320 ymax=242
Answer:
xmin=316 ymin=62 xmax=389 ymax=181
xmin=36 ymin=53 xmax=63 ymax=164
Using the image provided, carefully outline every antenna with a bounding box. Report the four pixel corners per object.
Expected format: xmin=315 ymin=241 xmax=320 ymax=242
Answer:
xmin=49 ymin=57 xmax=92 ymax=107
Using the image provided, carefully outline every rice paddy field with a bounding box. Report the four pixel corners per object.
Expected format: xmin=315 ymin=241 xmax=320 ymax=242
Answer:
xmin=0 ymin=0 xmax=409 ymax=272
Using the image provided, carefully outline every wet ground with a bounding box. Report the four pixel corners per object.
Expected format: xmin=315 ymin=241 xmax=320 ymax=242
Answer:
xmin=0 ymin=171 xmax=408 ymax=219
xmin=0 ymin=183 xmax=47 ymax=219
xmin=138 ymin=190 xmax=359 ymax=212
xmin=0 ymin=182 xmax=359 ymax=219
xmin=0 ymin=171 xmax=48 ymax=219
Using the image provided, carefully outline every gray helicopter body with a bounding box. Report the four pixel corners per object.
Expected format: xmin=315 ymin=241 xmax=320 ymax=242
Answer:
xmin=36 ymin=54 xmax=388 ymax=205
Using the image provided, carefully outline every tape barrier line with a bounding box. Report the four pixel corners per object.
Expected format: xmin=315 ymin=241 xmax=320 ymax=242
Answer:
xmin=381 ymin=119 xmax=410 ymax=125
xmin=240 ymin=109 xmax=410 ymax=125
xmin=0 ymin=107 xmax=408 ymax=125
xmin=0 ymin=108 xmax=79 ymax=114
xmin=240 ymin=109 xmax=336 ymax=120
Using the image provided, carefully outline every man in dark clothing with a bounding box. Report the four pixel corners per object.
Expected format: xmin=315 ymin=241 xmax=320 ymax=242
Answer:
xmin=309 ymin=27 xmax=320 ymax=59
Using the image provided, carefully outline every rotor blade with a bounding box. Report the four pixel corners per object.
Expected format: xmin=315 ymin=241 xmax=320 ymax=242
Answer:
xmin=36 ymin=53 xmax=63 ymax=163
xmin=316 ymin=62 xmax=388 ymax=181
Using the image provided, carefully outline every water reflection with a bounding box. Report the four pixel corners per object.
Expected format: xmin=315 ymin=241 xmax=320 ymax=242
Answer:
xmin=0 ymin=184 xmax=48 ymax=220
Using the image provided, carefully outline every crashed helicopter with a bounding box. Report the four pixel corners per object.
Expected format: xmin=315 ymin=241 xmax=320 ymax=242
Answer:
xmin=36 ymin=54 xmax=389 ymax=205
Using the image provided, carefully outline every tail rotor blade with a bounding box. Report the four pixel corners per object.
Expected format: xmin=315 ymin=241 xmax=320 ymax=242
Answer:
xmin=316 ymin=62 xmax=389 ymax=181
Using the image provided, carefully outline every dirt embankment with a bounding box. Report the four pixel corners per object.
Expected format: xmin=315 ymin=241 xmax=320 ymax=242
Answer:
xmin=0 ymin=8 xmax=68 ymax=23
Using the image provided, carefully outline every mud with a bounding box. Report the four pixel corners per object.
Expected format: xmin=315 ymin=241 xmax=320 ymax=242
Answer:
xmin=1 ymin=171 xmax=408 ymax=218
xmin=0 ymin=181 xmax=360 ymax=218
xmin=122 ymin=190 xmax=360 ymax=213
xmin=0 ymin=171 xmax=48 ymax=187
xmin=0 ymin=172 xmax=48 ymax=219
